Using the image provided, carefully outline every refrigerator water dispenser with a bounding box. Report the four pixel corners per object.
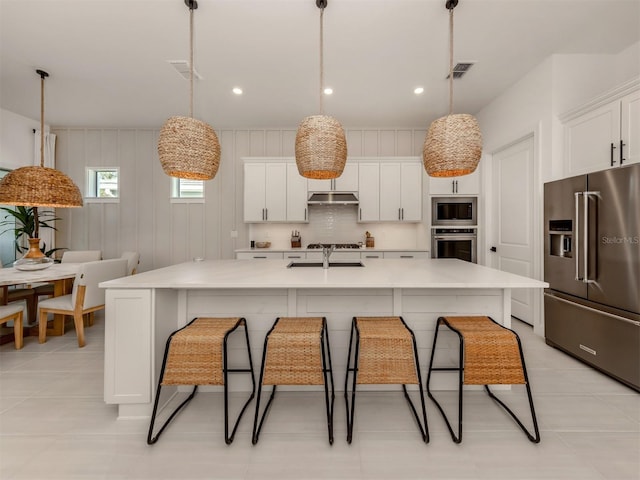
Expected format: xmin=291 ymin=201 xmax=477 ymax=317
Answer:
xmin=549 ymin=220 xmax=572 ymax=258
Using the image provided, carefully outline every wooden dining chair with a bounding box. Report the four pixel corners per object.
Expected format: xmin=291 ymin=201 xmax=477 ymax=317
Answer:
xmin=61 ymin=250 xmax=102 ymax=263
xmin=0 ymin=264 xmax=37 ymax=324
xmin=38 ymin=258 xmax=127 ymax=347
xmin=120 ymin=251 xmax=140 ymax=275
xmin=0 ymin=303 xmax=26 ymax=349
xmin=32 ymin=251 xmax=103 ymax=301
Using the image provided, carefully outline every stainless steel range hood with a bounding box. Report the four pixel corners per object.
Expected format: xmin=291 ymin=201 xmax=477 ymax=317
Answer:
xmin=307 ymin=191 xmax=359 ymax=205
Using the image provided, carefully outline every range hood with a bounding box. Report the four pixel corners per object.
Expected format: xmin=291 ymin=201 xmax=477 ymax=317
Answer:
xmin=307 ymin=191 xmax=359 ymax=205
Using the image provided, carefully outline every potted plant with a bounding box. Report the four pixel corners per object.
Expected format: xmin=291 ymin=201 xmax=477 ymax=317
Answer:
xmin=0 ymin=206 xmax=65 ymax=260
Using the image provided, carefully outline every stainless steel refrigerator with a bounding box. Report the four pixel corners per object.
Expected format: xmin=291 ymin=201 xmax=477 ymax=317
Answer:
xmin=544 ymin=163 xmax=640 ymax=391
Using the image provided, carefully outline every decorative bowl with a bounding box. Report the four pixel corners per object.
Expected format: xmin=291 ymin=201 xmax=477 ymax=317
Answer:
xmin=255 ymin=242 xmax=271 ymax=248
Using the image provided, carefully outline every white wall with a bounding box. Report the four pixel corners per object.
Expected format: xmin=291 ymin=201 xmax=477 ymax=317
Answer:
xmin=0 ymin=108 xmax=55 ymax=264
xmin=0 ymin=109 xmax=42 ymax=170
xmin=52 ymin=127 xmax=430 ymax=271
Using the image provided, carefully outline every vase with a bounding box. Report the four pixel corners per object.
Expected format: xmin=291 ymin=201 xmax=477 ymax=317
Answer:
xmin=13 ymin=238 xmax=54 ymax=271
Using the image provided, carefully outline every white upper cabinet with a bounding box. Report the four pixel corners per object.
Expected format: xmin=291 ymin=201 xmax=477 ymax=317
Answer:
xmin=429 ymin=167 xmax=480 ymax=195
xmin=286 ymin=163 xmax=308 ymax=222
xmin=621 ymin=89 xmax=640 ymax=167
xmin=563 ymin=86 xmax=639 ymax=176
xmin=357 ymin=163 xmax=380 ymax=222
xmin=379 ymin=162 xmax=422 ymax=222
xmin=244 ymin=162 xmax=287 ymax=222
xmin=307 ymin=163 xmax=358 ymax=192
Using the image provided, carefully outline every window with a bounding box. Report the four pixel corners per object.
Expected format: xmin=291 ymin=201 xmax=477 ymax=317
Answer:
xmin=86 ymin=168 xmax=119 ymax=200
xmin=171 ymin=178 xmax=204 ymax=199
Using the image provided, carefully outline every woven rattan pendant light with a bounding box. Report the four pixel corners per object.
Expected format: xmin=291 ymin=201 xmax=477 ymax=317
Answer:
xmin=423 ymin=0 xmax=482 ymax=177
xmin=0 ymin=69 xmax=83 ymax=267
xmin=158 ymin=0 xmax=220 ymax=180
xmin=295 ymin=0 xmax=347 ymax=180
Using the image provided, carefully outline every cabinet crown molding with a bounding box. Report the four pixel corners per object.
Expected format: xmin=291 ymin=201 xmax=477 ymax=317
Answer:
xmin=559 ymin=77 xmax=640 ymax=123
xmin=241 ymin=156 xmax=420 ymax=163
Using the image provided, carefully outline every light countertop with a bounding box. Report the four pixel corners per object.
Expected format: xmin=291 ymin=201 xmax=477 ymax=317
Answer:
xmin=234 ymin=247 xmax=429 ymax=253
xmin=101 ymin=258 xmax=548 ymax=290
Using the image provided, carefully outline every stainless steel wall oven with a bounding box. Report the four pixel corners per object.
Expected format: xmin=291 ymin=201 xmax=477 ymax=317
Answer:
xmin=431 ymin=228 xmax=477 ymax=263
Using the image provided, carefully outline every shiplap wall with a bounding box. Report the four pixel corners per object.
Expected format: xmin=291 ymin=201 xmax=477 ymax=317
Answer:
xmin=53 ymin=128 xmax=426 ymax=272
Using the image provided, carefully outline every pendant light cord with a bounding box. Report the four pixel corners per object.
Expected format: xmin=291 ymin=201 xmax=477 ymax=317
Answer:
xmin=189 ymin=6 xmax=194 ymax=119
xmin=319 ymin=6 xmax=325 ymax=115
xmin=40 ymin=74 xmax=45 ymax=168
xmin=448 ymin=6 xmax=454 ymax=115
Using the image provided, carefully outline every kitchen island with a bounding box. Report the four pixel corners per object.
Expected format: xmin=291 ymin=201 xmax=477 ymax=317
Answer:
xmin=101 ymin=258 xmax=547 ymax=418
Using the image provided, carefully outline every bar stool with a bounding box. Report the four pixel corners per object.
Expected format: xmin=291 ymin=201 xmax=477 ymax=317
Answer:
xmin=252 ymin=317 xmax=335 ymax=444
xmin=345 ymin=316 xmax=429 ymax=443
xmin=147 ymin=317 xmax=255 ymax=445
xmin=426 ymin=316 xmax=540 ymax=443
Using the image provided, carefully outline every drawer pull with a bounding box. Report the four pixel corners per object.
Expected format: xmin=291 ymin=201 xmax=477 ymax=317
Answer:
xmin=579 ymin=344 xmax=597 ymax=356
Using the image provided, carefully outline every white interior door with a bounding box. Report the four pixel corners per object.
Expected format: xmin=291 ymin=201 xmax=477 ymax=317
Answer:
xmin=491 ymin=136 xmax=537 ymax=325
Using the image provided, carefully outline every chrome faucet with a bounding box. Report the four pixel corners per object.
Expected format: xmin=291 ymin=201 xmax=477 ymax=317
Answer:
xmin=322 ymin=245 xmax=335 ymax=269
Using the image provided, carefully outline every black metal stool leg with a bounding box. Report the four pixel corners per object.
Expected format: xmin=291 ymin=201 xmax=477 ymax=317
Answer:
xmin=400 ymin=317 xmax=429 ymax=443
xmin=251 ymin=319 xmax=279 ymax=445
xmin=320 ymin=318 xmax=335 ymax=444
xmin=482 ymin=325 xmax=540 ymax=443
xmin=344 ymin=318 xmax=359 ymax=444
xmin=426 ymin=317 xmax=464 ymax=443
xmin=223 ymin=318 xmax=256 ymax=445
xmin=147 ymin=319 xmax=200 ymax=445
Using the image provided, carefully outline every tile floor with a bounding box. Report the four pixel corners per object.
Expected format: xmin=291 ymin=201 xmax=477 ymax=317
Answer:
xmin=0 ymin=315 xmax=638 ymax=479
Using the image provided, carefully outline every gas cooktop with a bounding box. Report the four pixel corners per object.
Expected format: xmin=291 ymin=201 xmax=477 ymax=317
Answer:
xmin=307 ymin=243 xmax=362 ymax=249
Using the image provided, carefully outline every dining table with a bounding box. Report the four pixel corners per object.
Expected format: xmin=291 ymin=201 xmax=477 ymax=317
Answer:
xmin=0 ymin=263 xmax=80 ymax=337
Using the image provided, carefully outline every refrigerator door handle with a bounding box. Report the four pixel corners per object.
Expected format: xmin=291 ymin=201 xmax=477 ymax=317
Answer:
xmin=584 ymin=191 xmax=600 ymax=284
xmin=574 ymin=192 xmax=583 ymax=281
xmin=544 ymin=293 xmax=640 ymax=327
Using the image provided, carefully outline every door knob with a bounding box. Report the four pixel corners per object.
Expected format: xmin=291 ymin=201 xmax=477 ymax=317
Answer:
xmin=490 ymin=246 xmax=497 ymax=252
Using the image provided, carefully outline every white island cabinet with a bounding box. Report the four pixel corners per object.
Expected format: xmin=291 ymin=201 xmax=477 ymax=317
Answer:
xmin=101 ymin=258 xmax=547 ymax=419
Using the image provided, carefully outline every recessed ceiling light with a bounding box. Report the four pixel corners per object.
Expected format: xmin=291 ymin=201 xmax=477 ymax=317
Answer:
xmin=414 ymin=87 xmax=425 ymax=95
xmin=232 ymin=87 xmax=243 ymax=95
xmin=324 ymin=87 xmax=333 ymax=95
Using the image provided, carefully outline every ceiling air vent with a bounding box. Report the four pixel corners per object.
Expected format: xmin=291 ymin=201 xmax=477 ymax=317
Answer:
xmin=446 ymin=62 xmax=475 ymax=79
xmin=167 ymin=60 xmax=203 ymax=80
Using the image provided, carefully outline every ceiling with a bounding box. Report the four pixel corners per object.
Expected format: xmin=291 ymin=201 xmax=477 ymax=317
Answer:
xmin=1 ymin=0 xmax=639 ymax=130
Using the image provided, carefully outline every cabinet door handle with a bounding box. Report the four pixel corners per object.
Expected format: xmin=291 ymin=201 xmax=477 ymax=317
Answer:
xmin=455 ymin=180 xmax=458 ymax=193
xmin=401 ymin=208 xmax=404 ymax=220
xmin=304 ymin=208 xmax=307 ymax=221
xmin=254 ymin=256 xmax=267 ymax=259
xmin=398 ymin=208 xmax=401 ymax=220
xmin=620 ymin=140 xmax=626 ymax=165
xmin=265 ymin=208 xmax=268 ymax=221
xmin=400 ymin=255 xmax=413 ymax=258
xmin=610 ymin=142 xmax=616 ymax=166
xmin=452 ymin=180 xmax=455 ymax=193
xmin=359 ymin=208 xmax=362 ymax=221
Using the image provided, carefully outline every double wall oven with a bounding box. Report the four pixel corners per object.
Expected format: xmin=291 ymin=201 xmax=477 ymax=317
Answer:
xmin=431 ymin=196 xmax=477 ymax=263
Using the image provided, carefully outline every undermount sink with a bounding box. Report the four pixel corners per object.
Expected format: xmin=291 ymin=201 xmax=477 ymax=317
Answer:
xmin=287 ymin=261 xmax=365 ymax=268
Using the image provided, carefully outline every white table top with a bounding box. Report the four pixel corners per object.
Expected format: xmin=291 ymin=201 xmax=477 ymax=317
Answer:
xmin=0 ymin=263 xmax=80 ymax=287
xmin=100 ymin=258 xmax=548 ymax=290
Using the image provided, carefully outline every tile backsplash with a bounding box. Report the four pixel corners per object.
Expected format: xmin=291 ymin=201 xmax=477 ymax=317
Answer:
xmin=248 ymin=205 xmax=429 ymax=249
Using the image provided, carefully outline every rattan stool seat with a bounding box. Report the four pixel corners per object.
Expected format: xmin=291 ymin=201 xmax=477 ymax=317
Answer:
xmin=442 ymin=316 xmax=526 ymax=385
xmin=426 ymin=315 xmax=540 ymax=443
xmin=162 ymin=317 xmax=241 ymax=386
xmin=253 ymin=317 xmax=335 ymax=444
xmin=263 ymin=317 xmax=325 ymax=386
xmin=345 ymin=316 xmax=428 ymax=443
xmin=148 ymin=317 xmax=255 ymax=445
xmin=355 ymin=316 xmax=419 ymax=385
